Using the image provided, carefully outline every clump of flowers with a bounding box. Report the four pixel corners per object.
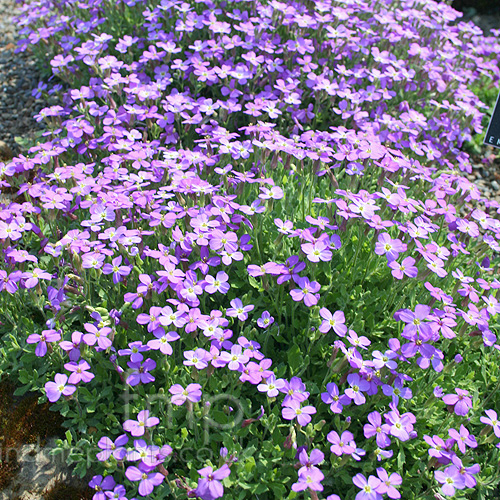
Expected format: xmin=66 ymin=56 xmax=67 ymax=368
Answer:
xmin=1 ymin=0 xmax=500 ymax=498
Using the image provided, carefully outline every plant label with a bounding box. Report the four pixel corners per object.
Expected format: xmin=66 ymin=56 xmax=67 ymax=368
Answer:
xmin=484 ymin=89 xmax=500 ymax=149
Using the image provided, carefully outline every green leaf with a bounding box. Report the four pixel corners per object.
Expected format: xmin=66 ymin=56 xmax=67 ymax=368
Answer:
xmin=13 ymin=385 xmax=30 ymax=397
xmin=397 ymin=448 xmax=406 ymax=469
xmin=287 ymin=344 xmax=302 ymax=372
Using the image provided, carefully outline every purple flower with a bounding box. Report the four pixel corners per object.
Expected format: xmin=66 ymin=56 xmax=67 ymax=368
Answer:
xmin=123 ymin=410 xmax=159 ymax=437
xmin=423 ymin=435 xmax=453 ymax=463
xmin=102 ymin=256 xmax=131 ymax=284
xmin=104 ymin=484 xmax=128 ymax=500
xmin=257 ymin=374 xmax=286 ymax=398
xmin=321 ymin=382 xmax=350 ymax=413
xmin=442 ymin=388 xmax=472 ymax=416
xmin=226 ymin=298 xmax=254 ymax=321
xmin=204 ymin=271 xmax=230 ymax=294
xmin=397 ymin=304 xmax=433 ymax=338
xmin=319 ymin=308 xmax=347 ymax=336
xmin=345 ymin=373 xmax=370 ymax=405
xmin=257 ymin=311 xmax=274 ymax=329
xmin=352 ymin=473 xmax=382 ymax=500
xmin=169 ymin=383 xmax=202 ymax=405
xmin=374 ymin=233 xmax=405 ymax=262
xmin=347 ymin=330 xmax=371 ymax=349
xmin=280 ymin=376 xmax=310 ymax=405
xmin=480 ymin=409 xmax=500 ymax=437
xmin=276 ymin=255 xmax=305 ymax=285
xmin=0 ymin=270 xmax=22 ymax=293
xmin=452 ymin=455 xmax=480 ymax=488
xmin=297 ymin=448 xmax=324 ymax=476
xmin=59 ymin=331 xmax=83 ymax=361
xmin=195 ymin=464 xmax=231 ymax=500
xmin=327 ymin=430 xmax=355 ymax=456
xmin=125 ymin=463 xmax=164 ymax=496
xmin=27 ymin=329 xmax=61 ymax=357
xmin=389 ymin=256 xmax=418 ymax=279
xmin=382 ymin=377 xmax=412 ymax=406
xmin=282 ymin=400 xmax=317 ymax=426
xmin=45 ymin=373 xmax=76 ymax=402
xmin=126 ymin=358 xmax=156 ymax=386
xmin=435 ymin=465 xmax=466 ymax=496
xmin=434 ymin=386 xmax=444 ymax=398
xmin=22 ymin=268 xmax=51 ymax=289
xmin=65 ymin=360 xmax=95 ymax=384
xmin=364 ymin=411 xmax=391 ymax=448
xmin=375 ymin=468 xmax=402 ymax=499
xmin=448 ymin=425 xmax=477 ymax=453
xmin=96 ymin=434 xmax=128 ymax=461
xmin=89 ymin=475 xmax=116 ymax=500
xmin=119 ymin=341 xmax=151 ymax=362
xmin=290 ymin=276 xmax=320 ymax=307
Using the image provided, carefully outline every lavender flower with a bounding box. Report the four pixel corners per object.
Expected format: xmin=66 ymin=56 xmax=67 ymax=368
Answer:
xmin=45 ymin=373 xmax=76 ymax=402
xmin=195 ymin=464 xmax=231 ymax=500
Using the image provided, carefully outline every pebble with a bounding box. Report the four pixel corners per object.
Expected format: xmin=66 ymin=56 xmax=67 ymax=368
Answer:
xmin=491 ymin=180 xmax=500 ymax=191
xmin=0 ymin=0 xmax=45 ymax=158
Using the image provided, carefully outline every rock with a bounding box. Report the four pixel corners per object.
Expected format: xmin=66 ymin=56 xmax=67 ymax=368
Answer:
xmin=0 ymin=140 xmax=12 ymax=161
xmin=491 ymin=180 xmax=500 ymax=191
xmin=0 ymin=438 xmax=77 ymax=500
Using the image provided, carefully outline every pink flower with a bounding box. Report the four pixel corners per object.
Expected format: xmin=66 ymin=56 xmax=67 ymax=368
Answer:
xmin=183 ymin=348 xmax=210 ymax=369
xmin=448 ymin=425 xmax=477 ymax=453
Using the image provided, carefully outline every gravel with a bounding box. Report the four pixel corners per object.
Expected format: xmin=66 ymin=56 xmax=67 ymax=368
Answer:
xmin=0 ymin=0 xmax=45 ymax=161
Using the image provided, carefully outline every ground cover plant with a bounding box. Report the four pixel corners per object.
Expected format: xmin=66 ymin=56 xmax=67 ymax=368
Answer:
xmin=1 ymin=0 xmax=500 ymax=498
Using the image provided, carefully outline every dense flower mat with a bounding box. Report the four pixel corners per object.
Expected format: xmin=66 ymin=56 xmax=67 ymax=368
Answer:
xmin=2 ymin=0 xmax=500 ymax=498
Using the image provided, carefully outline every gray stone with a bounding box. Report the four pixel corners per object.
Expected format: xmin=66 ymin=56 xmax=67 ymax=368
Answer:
xmin=0 ymin=438 xmax=74 ymax=500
